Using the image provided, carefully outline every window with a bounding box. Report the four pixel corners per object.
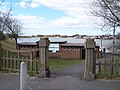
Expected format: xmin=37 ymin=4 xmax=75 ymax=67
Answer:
xmin=76 ymin=48 xmax=80 ymax=51
xmin=63 ymin=47 xmax=66 ymax=50
xmin=67 ymin=47 xmax=71 ymax=50
xmin=72 ymin=47 xmax=75 ymax=51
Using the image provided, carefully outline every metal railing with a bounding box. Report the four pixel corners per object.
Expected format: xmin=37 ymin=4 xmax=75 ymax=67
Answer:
xmin=96 ymin=52 xmax=120 ymax=79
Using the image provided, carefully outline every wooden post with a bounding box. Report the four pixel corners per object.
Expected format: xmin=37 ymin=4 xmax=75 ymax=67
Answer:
xmin=30 ymin=51 xmax=33 ymax=70
xmin=20 ymin=62 xmax=27 ymax=90
xmin=84 ymin=39 xmax=96 ymax=80
xmin=98 ymin=61 xmax=101 ymax=74
xmin=39 ymin=38 xmax=50 ymax=77
xmin=30 ymin=51 xmax=33 ymax=60
xmin=0 ymin=43 xmax=2 ymax=71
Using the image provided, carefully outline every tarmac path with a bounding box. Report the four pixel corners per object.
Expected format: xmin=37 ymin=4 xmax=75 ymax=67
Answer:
xmin=0 ymin=64 xmax=120 ymax=90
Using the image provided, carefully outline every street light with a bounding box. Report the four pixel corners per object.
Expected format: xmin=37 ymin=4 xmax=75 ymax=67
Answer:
xmin=112 ymin=22 xmax=119 ymax=60
xmin=100 ymin=36 xmax=103 ymax=58
xmin=111 ymin=22 xmax=118 ymax=74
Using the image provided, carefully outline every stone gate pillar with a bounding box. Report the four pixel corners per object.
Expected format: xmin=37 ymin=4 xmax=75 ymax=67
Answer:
xmin=0 ymin=43 xmax=1 ymax=71
xmin=39 ymin=38 xmax=50 ymax=77
xmin=84 ymin=39 xmax=96 ymax=80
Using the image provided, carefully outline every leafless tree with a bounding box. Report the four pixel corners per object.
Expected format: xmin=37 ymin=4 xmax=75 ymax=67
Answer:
xmin=91 ymin=0 xmax=120 ymax=31
xmin=91 ymin=0 xmax=120 ymax=54
xmin=0 ymin=0 xmax=3 ymax=5
xmin=0 ymin=0 xmax=7 ymax=41
xmin=0 ymin=1 xmax=23 ymax=48
xmin=0 ymin=31 xmax=5 ymax=41
xmin=0 ymin=10 xmax=11 ymax=32
xmin=5 ymin=16 xmax=23 ymax=49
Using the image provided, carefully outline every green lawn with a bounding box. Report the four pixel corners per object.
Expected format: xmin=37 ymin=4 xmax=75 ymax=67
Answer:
xmin=49 ymin=59 xmax=84 ymax=71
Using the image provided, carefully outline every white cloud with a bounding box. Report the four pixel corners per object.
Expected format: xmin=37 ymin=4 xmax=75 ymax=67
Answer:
xmin=0 ymin=2 xmax=11 ymax=12
xmin=16 ymin=1 xmax=28 ymax=8
xmin=17 ymin=14 xmax=91 ymax=28
xmin=15 ymin=14 xmax=96 ymax=35
xmin=16 ymin=14 xmax=46 ymax=28
xmin=30 ymin=3 xmax=40 ymax=8
xmin=16 ymin=0 xmax=91 ymax=16
xmin=15 ymin=0 xmax=92 ymax=22
xmin=49 ymin=16 xmax=90 ymax=27
xmin=29 ymin=0 xmax=93 ymax=27
xmin=14 ymin=0 xmax=102 ymax=35
xmin=28 ymin=0 xmax=92 ymax=24
xmin=16 ymin=0 xmax=91 ymax=15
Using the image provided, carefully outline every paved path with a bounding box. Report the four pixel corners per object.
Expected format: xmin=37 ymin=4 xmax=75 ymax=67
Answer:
xmin=0 ymin=64 xmax=120 ymax=90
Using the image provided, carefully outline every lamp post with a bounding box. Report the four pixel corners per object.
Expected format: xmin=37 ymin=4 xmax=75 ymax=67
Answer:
xmin=100 ymin=36 xmax=103 ymax=58
xmin=112 ymin=24 xmax=115 ymax=56
xmin=101 ymin=37 xmax=103 ymax=51
xmin=111 ymin=23 xmax=116 ymax=74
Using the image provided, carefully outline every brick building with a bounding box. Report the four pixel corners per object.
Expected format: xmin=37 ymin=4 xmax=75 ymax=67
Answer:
xmin=59 ymin=43 xmax=85 ymax=60
xmin=59 ymin=43 xmax=99 ymax=60
xmin=18 ymin=42 xmax=38 ymax=58
xmin=18 ymin=41 xmax=100 ymax=60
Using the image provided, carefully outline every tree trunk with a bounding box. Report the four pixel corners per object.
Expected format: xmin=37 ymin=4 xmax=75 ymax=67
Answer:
xmin=15 ymin=37 xmax=18 ymax=49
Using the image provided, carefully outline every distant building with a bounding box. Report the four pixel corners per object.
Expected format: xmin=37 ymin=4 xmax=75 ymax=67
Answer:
xmin=59 ymin=43 xmax=99 ymax=60
xmin=18 ymin=42 xmax=38 ymax=58
xmin=18 ymin=41 xmax=100 ymax=60
xmin=60 ymin=43 xmax=85 ymax=60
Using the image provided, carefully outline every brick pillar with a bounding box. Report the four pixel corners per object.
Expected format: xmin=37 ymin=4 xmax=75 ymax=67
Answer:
xmin=84 ymin=39 xmax=96 ymax=80
xmin=39 ymin=38 xmax=50 ymax=77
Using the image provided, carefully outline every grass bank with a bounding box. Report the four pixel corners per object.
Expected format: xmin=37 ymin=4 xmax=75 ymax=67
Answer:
xmin=1 ymin=38 xmax=16 ymax=49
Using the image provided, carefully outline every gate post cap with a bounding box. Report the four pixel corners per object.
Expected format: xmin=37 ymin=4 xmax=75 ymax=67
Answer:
xmin=39 ymin=38 xmax=50 ymax=47
xmin=85 ymin=39 xmax=96 ymax=48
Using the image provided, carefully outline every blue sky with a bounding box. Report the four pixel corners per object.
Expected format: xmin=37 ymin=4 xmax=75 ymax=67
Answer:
xmin=1 ymin=0 xmax=108 ymax=36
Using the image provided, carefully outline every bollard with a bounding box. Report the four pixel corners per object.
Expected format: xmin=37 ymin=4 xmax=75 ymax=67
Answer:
xmin=20 ymin=62 xmax=27 ymax=90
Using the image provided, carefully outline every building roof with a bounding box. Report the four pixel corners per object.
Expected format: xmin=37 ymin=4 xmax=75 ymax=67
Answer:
xmin=18 ymin=41 xmax=67 ymax=46
xmin=60 ymin=43 xmax=100 ymax=48
xmin=60 ymin=43 xmax=85 ymax=47
xmin=18 ymin=42 xmax=100 ymax=47
xmin=18 ymin=42 xmax=37 ymax=46
xmin=50 ymin=41 xmax=67 ymax=44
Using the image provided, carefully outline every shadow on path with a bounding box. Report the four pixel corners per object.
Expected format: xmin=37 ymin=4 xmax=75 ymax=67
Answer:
xmin=51 ymin=64 xmax=85 ymax=79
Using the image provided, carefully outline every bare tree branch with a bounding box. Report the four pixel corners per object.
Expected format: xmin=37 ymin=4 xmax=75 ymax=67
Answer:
xmin=91 ymin=0 xmax=120 ymax=30
xmin=0 ymin=1 xmax=23 ymax=48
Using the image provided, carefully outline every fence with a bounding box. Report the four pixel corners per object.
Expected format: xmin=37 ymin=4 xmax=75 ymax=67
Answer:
xmin=0 ymin=38 xmax=50 ymax=77
xmin=83 ymin=39 xmax=120 ymax=80
xmin=1 ymin=47 xmax=40 ymax=76
xmin=96 ymin=52 xmax=120 ymax=79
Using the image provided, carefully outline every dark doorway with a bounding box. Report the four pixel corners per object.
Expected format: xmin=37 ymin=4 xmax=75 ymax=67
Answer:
xmin=82 ymin=48 xmax=85 ymax=59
